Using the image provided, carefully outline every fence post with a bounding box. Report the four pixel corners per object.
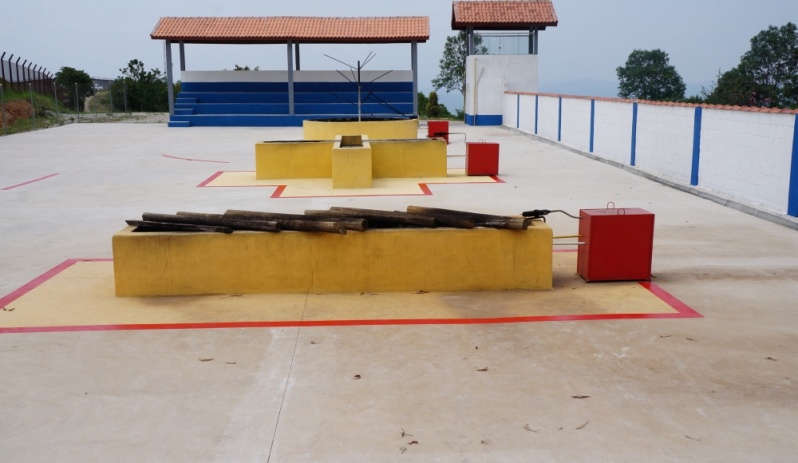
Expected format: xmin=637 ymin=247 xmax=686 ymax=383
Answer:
xmin=29 ymin=83 xmax=36 ymax=129
xmin=52 ymin=80 xmax=59 ymax=116
xmin=0 ymin=52 xmax=6 ymax=90
xmin=1 ymin=84 xmax=7 ymax=135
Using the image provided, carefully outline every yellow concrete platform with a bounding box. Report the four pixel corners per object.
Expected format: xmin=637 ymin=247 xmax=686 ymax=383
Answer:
xmin=112 ymin=222 xmax=553 ymax=296
xmin=200 ymin=168 xmax=501 ymax=198
xmin=255 ymin=138 xmax=447 ymax=180
xmin=303 ymin=118 xmax=418 ymax=140
xmin=0 ymin=253 xmax=691 ymax=332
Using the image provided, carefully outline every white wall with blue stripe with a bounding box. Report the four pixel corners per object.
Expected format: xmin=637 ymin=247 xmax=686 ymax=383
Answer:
xmin=504 ymin=92 xmax=798 ymax=219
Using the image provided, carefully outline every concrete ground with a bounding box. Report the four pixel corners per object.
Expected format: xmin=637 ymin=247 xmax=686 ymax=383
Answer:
xmin=1 ymin=122 xmax=797 ymax=462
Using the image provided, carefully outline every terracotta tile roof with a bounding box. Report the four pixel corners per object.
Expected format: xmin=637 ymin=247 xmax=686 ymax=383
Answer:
xmin=506 ymin=91 xmax=798 ymax=115
xmin=452 ymin=0 xmax=558 ymax=30
xmin=151 ymin=17 xmax=429 ymax=44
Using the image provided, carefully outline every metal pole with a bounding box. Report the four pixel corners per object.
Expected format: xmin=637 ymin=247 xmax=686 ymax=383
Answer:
xmin=13 ymin=57 xmax=20 ymax=91
xmin=109 ymin=86 xmax=113 ymax=116
xmin=165 ymin=40 xmax=174 ymax=117
xmin=295 ymin=43 xmax=300 ymax=71
xmin=1 ymin=84 xmax=7 ymax=135
xmin=52 ymin=80 xmax=59 ymax=116
xmin=123 ymin=80 xmax=128 ymax=115
xmin=179 ymin=41 xmax=186 ymax=71
xmin=75 ymin=82 xmax=80 ymax=122
xmin=357 ymin=60 xmax=361 ymax=122
xmin=287 ymin=41 xmax=294 ymax=116
xmin=29 ymin=83 xmax=36 ymax=129
xmin=0 ymin=52 xmax=6 ymax=90
xmin=411 ymin=41 xmax=418 ymax=116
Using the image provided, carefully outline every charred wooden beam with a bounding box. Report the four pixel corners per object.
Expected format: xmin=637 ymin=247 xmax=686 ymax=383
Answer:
xmin=406 ymin=205 xmax=530 ymax=230
xmin=223 ymin=209 xmax=366 ymax=232
xmin=147 ymin=212 xmax=280 ymax=233
xmin=307 ymin=207 xmax=437 ymax=228
xmin=126 ymin=220 xmax=233 ymax=234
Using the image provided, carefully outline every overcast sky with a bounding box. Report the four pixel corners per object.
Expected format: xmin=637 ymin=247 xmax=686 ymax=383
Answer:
xmin=3 ymin=0 xmax=795 ymax=109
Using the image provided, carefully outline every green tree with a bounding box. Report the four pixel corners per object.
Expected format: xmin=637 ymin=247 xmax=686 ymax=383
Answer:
xmin=704 ymin=67 xmax=757 ymax=106
xmin=417 ymin=91 xmax=429 ymax=117
xmin=708 ymin=22 xmax=797 ymax=108
xmin=54 ymin=66 xmax=93 ymax=110
xmin=110 ymin=59 xmax=168 ymax=112
xmin=426 ymin=91 xmax=442 ymax=118
xmin=432 ymin=30 xmax=487 ymax=98
xmin=616 ymin=49 xmax=686 ymax=101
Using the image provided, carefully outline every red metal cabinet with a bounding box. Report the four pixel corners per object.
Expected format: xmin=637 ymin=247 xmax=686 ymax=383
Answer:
xmin=465 ymin=142 xmax=500 ymax=176
xmin=427 ymin=120 xmax=449 ymax=144
xmin=577 ymin=207 xmax=654 ymax=282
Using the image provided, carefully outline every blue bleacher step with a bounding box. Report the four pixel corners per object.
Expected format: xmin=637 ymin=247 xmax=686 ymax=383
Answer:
xmin=168 ymin=120 xmax=192 ymax=128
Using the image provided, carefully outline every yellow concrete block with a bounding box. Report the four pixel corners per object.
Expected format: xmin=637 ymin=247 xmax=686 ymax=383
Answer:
xmin=112 ymin=222 xmax=553 ymax=297
xmin=303 ymin=119 xmax=419 ymax=140
xmin=331 ymin=136 xmax=373 ymax=188
xmin=371 ymin=139 xmax=448 ymax=178
xmin=255 ymin=140 xmax=333 ymax=179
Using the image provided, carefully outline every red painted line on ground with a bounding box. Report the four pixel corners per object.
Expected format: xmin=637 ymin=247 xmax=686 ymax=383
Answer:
xmin=196 ymin=171 xmax=225 ymax=187
xmin=270 ymin=185 xmax=287 ymax=198
xmin=640 ymin=281 xmax=704 ymax=318
xmin=0 ymin=259 xmax=702 ymax=334
xmin=1 ymin=173 xmax=59 ymax=191
xmin=163 ymin=154 xmax=230 ymax=164
xmin=196 ymin=172 xmax=504 ymax=198
xmin=0 ymin=259 xmax=112 ymax=309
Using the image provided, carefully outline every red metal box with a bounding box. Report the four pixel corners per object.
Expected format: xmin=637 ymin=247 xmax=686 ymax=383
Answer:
xmin=465 ymin=142 xmax=500 ymax=176
xmin=427 ymin=120 xmax=449 ymax=144
xmin=577 ymin=207 xmax=654 ymax=282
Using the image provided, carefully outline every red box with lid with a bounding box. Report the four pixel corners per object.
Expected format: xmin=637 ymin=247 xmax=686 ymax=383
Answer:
xmin=577 ymin=207 xmax=654 ymax=282
xmin=427 ymin=120 xmax=449 ymax=144
xmin=465 ymin=141 xmax=499 ymax=176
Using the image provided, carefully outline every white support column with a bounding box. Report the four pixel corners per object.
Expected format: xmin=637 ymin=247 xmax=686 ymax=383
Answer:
xmin=411 ymin=41 xmax=418 ymax=116
xmin=287 ymin=41 xmax=295 ymax=115
xmin=165 ymin=40 xmax=174 ymax=117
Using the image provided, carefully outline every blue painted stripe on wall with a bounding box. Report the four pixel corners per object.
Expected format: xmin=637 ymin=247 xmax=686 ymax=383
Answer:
xmin=516 ymin=94 xmax=520 ymax=129
xmin=465 ymin=114 xmax=503 ymax=126
xmin=630 ymin=103 xmax=638 ymax=166
xmin=557 ymin=96 xmax=562 ymax=142
xmin=788 ymin=114 xmax=798 ymax=217
xmin=534 ymin=95 xmax=539 ymax=135
xmin=690 ymin=107 xmax=703 ymax=186
xmin=589 ymin=99 xmax=595 ymax=153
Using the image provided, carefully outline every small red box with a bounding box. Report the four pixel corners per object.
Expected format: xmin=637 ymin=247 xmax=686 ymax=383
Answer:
xmin=577 ymin=207 xmax=654 ymax=282
xmin=465 ymin=142 xmax=499 ymax=176
xmin=427 ymin=120 xmax=449 ymax=144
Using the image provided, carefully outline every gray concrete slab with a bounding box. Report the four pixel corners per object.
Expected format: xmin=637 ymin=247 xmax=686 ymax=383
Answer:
xmin=1 ymin=122 xmax=797 ymax=462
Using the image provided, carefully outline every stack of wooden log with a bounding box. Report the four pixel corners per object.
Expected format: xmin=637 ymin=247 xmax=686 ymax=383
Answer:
xmin=126 ymin=206 xmax=535 ymax=235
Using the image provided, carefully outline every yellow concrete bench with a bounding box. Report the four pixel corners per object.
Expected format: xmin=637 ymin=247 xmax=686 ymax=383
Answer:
xmin=113 ymin=223 xmax=553 ymax=297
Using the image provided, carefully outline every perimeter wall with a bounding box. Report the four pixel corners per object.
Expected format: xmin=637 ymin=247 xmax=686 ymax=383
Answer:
xmin=503 ymin=92 xmax=798 ymax=220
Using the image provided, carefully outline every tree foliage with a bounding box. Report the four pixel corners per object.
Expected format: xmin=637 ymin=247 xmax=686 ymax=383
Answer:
xmin=707 ymin=22 xmax=797 ymax=108
xmin=55 ymin=66 xmax=93 ymax=109
xmin=432 ymin=30 xmax=487 ymax=96
xmin=616 ymin=49 xmax=686 ymax=101
xmin=110 ymin=59 xmax=169 ymax=112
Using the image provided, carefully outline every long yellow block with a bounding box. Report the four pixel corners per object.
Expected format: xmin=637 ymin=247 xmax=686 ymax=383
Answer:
xmin=331 ymin=137 xmax=373 ymax=188
xmin=255 ymin=141 xmax=333 ymax=179
xmin=371 ymin=139 xmax=447 ymax=178
xmin=112 ymin=223 xmax=553 ymax=296
xmin=303 ymin=119 xmax=419 ymax=140
xmin=255 ymin=138 xmax=447 ymax=180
